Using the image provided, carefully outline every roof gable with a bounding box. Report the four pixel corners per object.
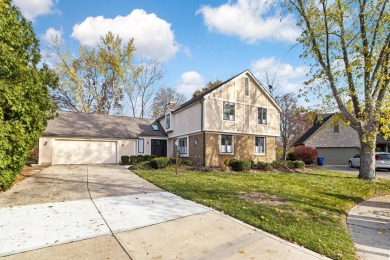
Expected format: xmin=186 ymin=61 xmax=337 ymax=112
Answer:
xmin=294 ymin=113 xmax=334 ymax=145
xmin=172 ymin=69 xmax=282 ymax=114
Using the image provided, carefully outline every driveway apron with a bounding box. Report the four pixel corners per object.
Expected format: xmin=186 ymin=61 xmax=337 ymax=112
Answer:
xmin=0 ymin=165 xmax=328 ymax=259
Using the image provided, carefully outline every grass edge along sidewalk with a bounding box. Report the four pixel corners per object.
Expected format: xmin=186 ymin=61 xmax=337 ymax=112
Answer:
xmin=134 ymin=168 xmax=390 ymax=260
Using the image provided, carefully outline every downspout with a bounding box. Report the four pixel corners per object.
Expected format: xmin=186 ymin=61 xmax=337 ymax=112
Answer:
xmin=200 ymin=99 xmax=206 ymax=166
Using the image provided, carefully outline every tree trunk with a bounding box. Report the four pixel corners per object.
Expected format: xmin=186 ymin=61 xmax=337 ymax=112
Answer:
xmin=358 ymin=131 xmax=376 ymax=180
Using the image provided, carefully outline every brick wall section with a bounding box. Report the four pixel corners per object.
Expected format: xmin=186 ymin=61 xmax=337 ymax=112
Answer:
xmin=171 ymin=133 xmax=205 ymax=165
xmin=305 ymin=122 xmax=360 ymax=148
xmin=189 ymin=133 xmax=205 ymax=166
xmin=205 ymin=133 xmax=276 ymax=167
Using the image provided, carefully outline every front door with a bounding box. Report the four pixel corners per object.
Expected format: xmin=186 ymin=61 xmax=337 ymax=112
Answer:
xmin=151 ymin=139 xmax=167 ymax=157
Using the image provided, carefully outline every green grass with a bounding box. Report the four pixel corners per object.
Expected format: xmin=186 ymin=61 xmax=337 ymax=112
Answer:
xmin=134 ymin=168 xmax=390 ymax=259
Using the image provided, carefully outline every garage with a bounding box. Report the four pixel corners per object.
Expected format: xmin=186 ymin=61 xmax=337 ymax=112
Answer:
xmin=316 ymin=147 xmax=360 ymax=165
xmin=53 ymin=140 xmax=117 ymax=165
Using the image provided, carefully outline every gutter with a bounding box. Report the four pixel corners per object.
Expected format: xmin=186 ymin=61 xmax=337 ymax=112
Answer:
xmin=200 ymin=99 xmax=206 ymax=166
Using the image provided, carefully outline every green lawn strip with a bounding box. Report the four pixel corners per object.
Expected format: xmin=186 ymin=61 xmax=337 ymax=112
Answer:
xmin=133 ymin=168 xmax=390 ymax=259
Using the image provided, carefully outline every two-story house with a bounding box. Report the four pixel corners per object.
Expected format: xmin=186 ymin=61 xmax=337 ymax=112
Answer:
xmin=37 ymin=70 xmax=281 ymax=166
xmin=157 ymin=70 xmax=282 ymax=167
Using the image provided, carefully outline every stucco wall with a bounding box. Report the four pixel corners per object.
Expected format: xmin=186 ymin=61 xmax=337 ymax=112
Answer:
xmin=170 ymin=102 xmax=202 ymax=138
xmin=204 ymin=133 xmax=276 ymax=167
xmin=203 ymin=73 xmax=280 ymax=136
xmin=305 ymin=121 xmax=360 ymax=148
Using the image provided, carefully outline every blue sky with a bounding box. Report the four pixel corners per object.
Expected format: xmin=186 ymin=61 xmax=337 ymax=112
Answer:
xmin=13 ymin=0 xmax=310 ymax=102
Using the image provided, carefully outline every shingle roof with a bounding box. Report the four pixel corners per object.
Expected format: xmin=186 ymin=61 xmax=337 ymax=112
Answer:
xmin=43 ymin=111 xmax=167 ymax=139
xmin=294 ymin=113 xmax=334 ymax=145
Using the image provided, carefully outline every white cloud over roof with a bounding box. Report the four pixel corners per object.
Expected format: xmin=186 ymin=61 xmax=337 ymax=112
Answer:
xmin=197 ymin=0 xmax=299 ymax=43
xmin=176 ymin=71 xmax=205 ymax=98
xmin=13 ymin=0 xmax=57 ymax=21
xmin=71 ymin=9 xmax=179 ymax=62
xmin=251 ymin=56 xmax=309 ymax=92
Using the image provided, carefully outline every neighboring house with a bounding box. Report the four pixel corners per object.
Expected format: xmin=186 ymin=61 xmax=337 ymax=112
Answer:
xmin=157 ymin=70 xmax=282 ymax=167
xmin=39 ymin=111 xmax=167 ymax=165
xmin=294 ymin=113 xmax=390 ymax=165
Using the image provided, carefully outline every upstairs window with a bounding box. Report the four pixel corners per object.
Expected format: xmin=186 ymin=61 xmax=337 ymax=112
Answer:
xmin=258 ymin=107 xmax=267 ymax=125
xmin=334 ymin=124 xmax=339 ymax=133
xmin=221 ymin=135 xmax=234 ymax=154
xmin=166 ymin=114 xmax=170 ymax=129
xmin=244 ymin=77 xmax=249 ymax=96
xmin=255 ymin=137 xmax=265 ymax=154
xmin=223 ymin=102 xmax=235 ymax=121
xmin=178 ymin=137 xmax=188 ymax=156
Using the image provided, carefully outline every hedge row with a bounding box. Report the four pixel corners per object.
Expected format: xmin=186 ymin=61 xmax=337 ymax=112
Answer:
xmin=121 ymin=154 xmax=157 ymax=165
xmin=224 ymin=158 xmax=305 ymax=172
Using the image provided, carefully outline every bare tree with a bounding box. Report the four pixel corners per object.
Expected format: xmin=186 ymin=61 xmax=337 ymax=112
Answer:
xmin=150 ymin=87 xmax=186 ymax=118
xmin=261 ymin=72 xmax=313 ymax=160
xmin=125 ymin=57 xmax=165 ymax=118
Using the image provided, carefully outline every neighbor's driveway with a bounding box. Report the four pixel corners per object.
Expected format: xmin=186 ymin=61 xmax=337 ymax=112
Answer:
xmin=0 ymin=165 xmax=328 ymax=259
xmin=324 ymin=165 xmax=390 ymax=179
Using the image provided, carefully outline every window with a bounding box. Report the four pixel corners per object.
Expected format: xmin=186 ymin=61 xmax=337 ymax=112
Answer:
xmin=221 ymin=135 xmax=234 ymax=154
xmin=152 ymin=124 xmax=159 ymax=131
xmin=178 ymin=137 xmax=188 ymax=156
xmin=138 ymin=138 xmax=144 ymax=153
xmin=334 ymin=124 xmax=339 ymax=133
xmin=166 ymin=114 xmax=170 ymax=129
xmin=258 ymin=107 xmax=267 ymax=124
xmin=255 ymin=137 xmax=265 ymax=154
xmin=244 ymin=77 xmax=249 ymax=96
xmin=223 ymin=102 xmax=235 ymax=121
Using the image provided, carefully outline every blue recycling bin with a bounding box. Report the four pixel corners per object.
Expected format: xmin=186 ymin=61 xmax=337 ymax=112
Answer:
xmin=317 ymin=157 xmax=324 ymax=166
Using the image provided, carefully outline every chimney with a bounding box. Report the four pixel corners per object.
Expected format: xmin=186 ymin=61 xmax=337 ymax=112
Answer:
xmin=168 ymin=100 xmax=176 ymax=107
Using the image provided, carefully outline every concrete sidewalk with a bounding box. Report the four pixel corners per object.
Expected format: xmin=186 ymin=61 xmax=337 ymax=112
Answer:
xmin=0 ymin=165 xmax=329 ymax=259
xmin=348 ymin=195 xmax=390 ymax=259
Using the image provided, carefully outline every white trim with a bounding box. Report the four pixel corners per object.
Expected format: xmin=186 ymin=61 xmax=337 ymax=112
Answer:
xmin=168 ymin=129 xmax=202 ymax=138
xmin=204 ymin=130 xmax=279 ymax=137
xmin=254 ymin=136 xmax=266 ymax=155
xmin=220 ymin=134 xmax=234 ymax=155
xmin=257 ymin=106 xmax=268 ymax=125
xmin=177 ymin=135 xmax=189 ymax=157
xmin=137 ymin=138 xmax=145 ymax=154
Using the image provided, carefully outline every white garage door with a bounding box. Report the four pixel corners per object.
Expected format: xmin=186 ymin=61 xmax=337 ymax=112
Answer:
xmin=53 ymin=140 xmax=117 ymax=164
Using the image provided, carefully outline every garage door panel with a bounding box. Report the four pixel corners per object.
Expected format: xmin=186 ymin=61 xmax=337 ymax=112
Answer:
xmin=53 ymin=140 xmax=117 ymax=165
xmin=317 ymin=147 xmax=360 ymax=165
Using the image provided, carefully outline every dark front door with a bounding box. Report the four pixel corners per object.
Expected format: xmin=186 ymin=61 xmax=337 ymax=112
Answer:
xmin=151 ymin=139 xmax=167 ymax=157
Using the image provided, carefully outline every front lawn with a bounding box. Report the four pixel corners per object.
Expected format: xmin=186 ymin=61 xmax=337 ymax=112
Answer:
xmin=134 ymin=168 xmax=390 ymax=259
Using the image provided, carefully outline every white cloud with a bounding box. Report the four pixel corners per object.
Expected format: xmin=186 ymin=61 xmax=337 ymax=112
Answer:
xmin=13 ymin=0 xmax=57 ymax=21
xmin=71 ymin=9 xmax=179 ymax=62
xmin=42 ymin=27 xmax=62 ymax=44
xmin=176 ymin=71 xmax=205 ymax=97
xmin=251 ymin=56 xmax=309 ymax=92
xmin=197 ymin=0 xmax=299 ymax=43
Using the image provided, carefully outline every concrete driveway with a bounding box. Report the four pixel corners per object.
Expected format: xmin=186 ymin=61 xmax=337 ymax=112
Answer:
xmin=0 ymin=165 xmax=328 ymax=259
